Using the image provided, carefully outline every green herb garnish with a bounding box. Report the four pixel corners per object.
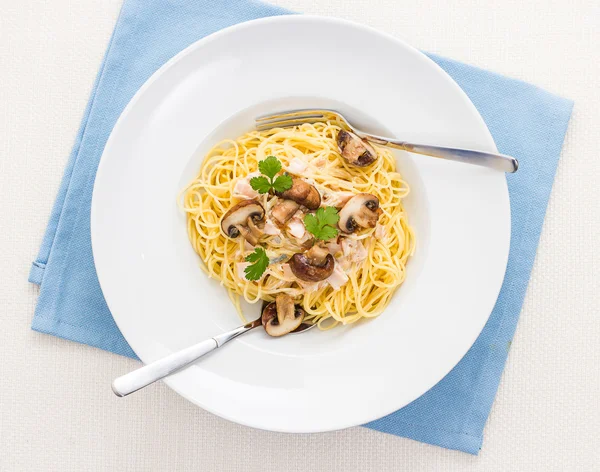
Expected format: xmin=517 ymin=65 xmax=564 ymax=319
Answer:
xmin=250 ymin=156 xmax=293 ymax=194
xmin=303 ymin=207 xmax=340 ymax=241
xmin=244 ymin=246 xmax=270 ymax=281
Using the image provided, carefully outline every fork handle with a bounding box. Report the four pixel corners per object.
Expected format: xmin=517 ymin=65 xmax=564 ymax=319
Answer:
xmin=365 ymin=136 xmax=518 ymax=173
xmin=111 ymin=323 xmax=257 ymax=397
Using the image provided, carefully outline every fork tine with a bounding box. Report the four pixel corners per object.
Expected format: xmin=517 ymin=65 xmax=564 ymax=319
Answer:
xmin=255 ymin=116 xmax=327 ymax=131
xmin=255 ymin=109 xmax=331 ymax=123
xmin=255 ymin=109 xmax=345 ymax=131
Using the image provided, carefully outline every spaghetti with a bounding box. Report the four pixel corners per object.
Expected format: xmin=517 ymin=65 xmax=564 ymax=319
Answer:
xmin=180 ymin=121 xmax=415 ymax=330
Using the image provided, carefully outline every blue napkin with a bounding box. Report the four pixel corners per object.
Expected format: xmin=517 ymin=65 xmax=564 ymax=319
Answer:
xmin=29 ymin=0 xmax=573 ymax=454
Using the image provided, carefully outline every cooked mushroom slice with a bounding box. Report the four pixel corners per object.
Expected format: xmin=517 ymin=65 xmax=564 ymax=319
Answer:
xmin=300 ymin=236 xmax=316 ymax=250
xmin=271 ymin=199 xmax=300 ymax=225
xmin=220 ymin=200 xmax=265 ymax=243
xmin=276 ymin=178 xmax=321 ymax=210
xmin=338 ymin=193 xmax=380 ymax=233
xmin=274 ymin=293 xmax=295 ymax=325
xmin=261 ymin=294 xmax=305 ymax=337
xmin=239 ymin=218 xmax=264 ymax=246
xmin=337 ymin=130 xmax=377 ymax=167
xmin=261 ymin=302 xmax=277 ymax=327
xmin=305 ymin=244 xmax=330 ymax=266
xmin=236 ymin=225 xmax=259 ymax=246
xmin=289 ymin=249 xmax=335 ymax=282
xmin=246 ymin=217 xmax=263 ymax=239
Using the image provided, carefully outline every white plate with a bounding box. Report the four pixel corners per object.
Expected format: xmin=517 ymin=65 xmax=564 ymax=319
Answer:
xmin=91 ymin=16 xmax=510 ymax=432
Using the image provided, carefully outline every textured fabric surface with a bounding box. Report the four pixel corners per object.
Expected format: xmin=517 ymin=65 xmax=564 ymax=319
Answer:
xmin=25 ymin=0 xmax=574 ymax=455
xmin=2 ymin=0 xmax=598 ymax=469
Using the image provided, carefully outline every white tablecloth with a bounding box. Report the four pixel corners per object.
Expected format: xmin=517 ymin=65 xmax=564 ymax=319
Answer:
xmin=1 ymin=0 xmax=598 ymax=470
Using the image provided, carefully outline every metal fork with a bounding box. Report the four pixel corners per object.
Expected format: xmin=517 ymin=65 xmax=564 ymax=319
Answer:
xmin=111 ymin=318 xmax=315 ymax=397
xmin=256 ymin=109 xmax=518 ymax=173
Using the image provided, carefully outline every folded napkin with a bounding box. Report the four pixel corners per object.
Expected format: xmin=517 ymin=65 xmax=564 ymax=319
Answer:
xmin=29 ymin=0 xmax=573 ymax=454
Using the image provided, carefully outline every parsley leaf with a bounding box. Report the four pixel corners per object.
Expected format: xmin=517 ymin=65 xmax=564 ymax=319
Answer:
xmin=272 ymin=174 xmax=293 ymax=193
xmin=244 ymin=246 xmax=270 ymax=281
xmin=258 ymin=155 xmax=282 ymax=180
xmin=249 ymin=176 xmax=271 ymax=194
xmin=250 ymin=156 xmax=293 ymax=194
xmin=303 ymin=207 xmax=340 ymax=241
xmin=303 ymin=213 xmax=320 ymax=236
xmin=318 ymin=207 xmax=340 ymax=227
xmin=316 ymin=224 xmax=339 ymax=241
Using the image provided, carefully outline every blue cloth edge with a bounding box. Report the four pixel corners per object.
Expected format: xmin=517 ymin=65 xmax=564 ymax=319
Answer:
xmin=28 ymin=2 xmax=127 ymax=286
xmin=468 ymin=100 xmax=573 ymax=453
xmin=365 ymin=415 xmax=484 ymax=453
xmin=32 ymin=315 xmax=137 ymax=358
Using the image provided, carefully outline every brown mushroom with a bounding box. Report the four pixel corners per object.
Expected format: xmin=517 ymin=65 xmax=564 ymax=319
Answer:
xmin=289 ymin=246 xmax=335 ymax=282
xmin=304 ymin=244 xmax=330 ymax=266
xmin=237 ymin=226 xmax=259 ymax=246
xmin=271 ymin=199 xmax=300 ymax=225
xmin=246 ymin=217 xmax=263 ymax=239
xmin=220 ymin=200 xmax=265 ymax=244
xmin=337 ymin=130 xmax=377 ymax=167
xmin=261 ymin=294 xmax=305 ymax=337
xmin=276 ymin=178 xmax=321 ymax=210
xmin=300 ymin=237 xmax=316 ymax=250
xmin=338 ymin=194 xmax=381 ymax=233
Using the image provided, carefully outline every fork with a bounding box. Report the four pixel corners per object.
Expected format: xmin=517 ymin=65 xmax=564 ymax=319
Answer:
xmin=256 ymin=109 xmax=518 ymax=173
xmin=111 ymin=318 xmax=315 ymax=397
